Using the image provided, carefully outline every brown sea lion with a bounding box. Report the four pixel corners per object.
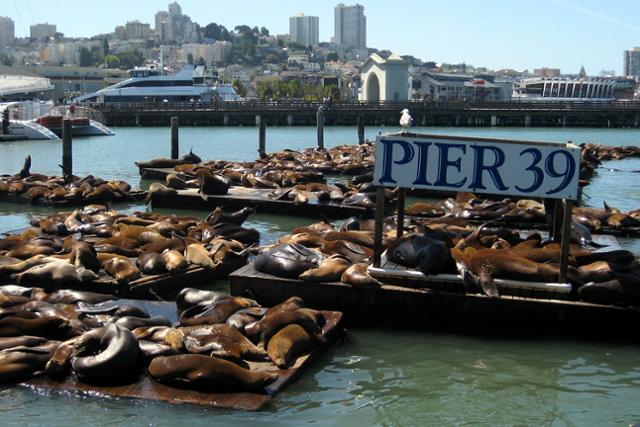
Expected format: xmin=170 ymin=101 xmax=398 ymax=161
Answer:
xmin=115 ymin=316 xmax=172 ymax=331
xmin=197 ymin=170 xmax=230 ymax=196
xmin=321 ymin=239 xmax=372 ymax=264
xmin=15 ymin=262 xmax=95 ymax=289
xmin=225 ymin=307 xmax=268 ymax=332
xmin=180 ymin=297 xmax=257 ymax=326
xmin=267 ymin=324 xmax=316 ymax=369
xmin=176 ymin=288 xmax=229 ymax=312
xmin=46 ymin=290 xmax=115 ymax=305
xmin=185 ymin=243 xmax=215 ymax=269
xmin=183 ymin=324 xmax=267 ymax=361
xmin=244 ymin=308 xmax=325 ymax=347
xmin=148 ymin=354 xmax=278 ymax=391
xmin=0 ymin=316 xmax=71 ymax=339
xmin=136 ymin=252 xmax=167 ymax=275
xmin=0 ymin=336 xmax=48 ymax=351
xmin=0 ymin=341 xmax=60 ymax=382
xmin=299 ymin=255 xmax=351 ymax=282
xmin=147 ymin=182 xmax=177 ymax=200
xmin=341 ymin=263 xmax=382 ymax=287
xmin=103 ymin=257 xmax=141 ymax=284
xmin=162 ymin=249 xmax=188 ymax=273
xmin=321 ymin=231 xmax=375 ymax=248
xmin=165 ymin=173 xmax=187 ymax=190
xmin=69 ymin=241 xmax=101 ymax=273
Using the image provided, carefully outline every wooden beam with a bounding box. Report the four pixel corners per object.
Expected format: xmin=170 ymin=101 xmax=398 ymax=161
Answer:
xmin=396 ymin=188 xmax=405 ymax=238
xmin=559 ymin=199 xmax=573 ymax=283
xmin=373 ymin=186 xmax=386 ymax=268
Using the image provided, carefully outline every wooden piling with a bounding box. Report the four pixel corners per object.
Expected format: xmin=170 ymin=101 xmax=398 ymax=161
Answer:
xmin=396 ymin=188 xmax=405 ymax=238
xmin=258 ymin=116 xmax=266 ymax=155
xmin=373 ymin=186 xmax=386 ymax=268
xmin=62 ymin=119 xmax=73 ymax=180
xmin=316 ymin=108 xmax=324 ymax=149
xmin=357 ymin=115 xmax=365 ymax=144
xmin=559 ymin=199 xmax=573 ymax=283
xmin=170 ymin=116 xmax=179 ymax=159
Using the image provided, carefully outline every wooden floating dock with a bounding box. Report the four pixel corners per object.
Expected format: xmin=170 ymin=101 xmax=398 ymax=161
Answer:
xmin=229 ymin=262 xmax=640 ymax=340
xmin=19 ymin=309 xmax=344 ymax=411
xmin=0 ymin=191 xmax=147 ymax=208
xmin=139 ymin=167 xmax=177 ymax=180
xmin=150 ymin=187 xmax=371 ymax=218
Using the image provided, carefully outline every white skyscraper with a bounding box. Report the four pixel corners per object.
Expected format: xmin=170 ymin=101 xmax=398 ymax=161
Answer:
xmin=334 ymin=4 xmax=366 ymax=51
xmin=289 ymin=14 xmax=319 ymax=47
xmin=0 ymin=17 xmax=15 ymax=49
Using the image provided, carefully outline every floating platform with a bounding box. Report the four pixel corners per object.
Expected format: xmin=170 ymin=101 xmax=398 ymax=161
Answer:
xmin=0 ymin=191 xmax=147 ymax=208
xmin=229 ymin=261 xmax=640 ymax=340
xmin=150 ymin=187 xmax=372 ymax=218
xmin=139 ymin=167 xmax=176 ymax=180
xmin=17 ymin=300 xmax=344 ymax=411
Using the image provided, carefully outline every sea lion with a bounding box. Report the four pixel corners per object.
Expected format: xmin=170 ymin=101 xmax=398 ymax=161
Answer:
xmin=45 ymin=290 xmax=115 ymax=305
xmin=181 ymin=148 xmax=202 ymax=164
xmin=0 ymin=336 xmax=48 ymax=351
xmin=115 ymin=316 xmax=172 ymax=331
xmin=147 ymin=182 xmax=177 ymax=200
xmin=136 ymin=158 xmax=188 ymax=169
xmin=267 ymin=324 xmax=316 ymax=369
xmin=320 ymin=239 xmax=372 ymax=264
xmin=405 ymin=202 xmax=446 ymax=217
xmin=185 ymin=243 xmax=215 ymax=269
xmin=578 ymin=280 xmax=627 ymax=305
xmin=244 ymin=308 xmax=325 ymax=347
xmin=138 ymin=340 xmax=181 ymax=360
xmin=254 ymin=243 xmax=322 ymax=279
xmin=103 ymin=257 xmax=141 ymax=284
xmin=0 ymin=316 xmax=71 ymax=339
xmin=179 ymin=297 xmax=257 ymax=326
xmin=162 ymin=249 xmax=188 ymax=273
xmin=69 ymin=241 xmax=101 ymax=273
xmin=387 ymin=233 xmax=453 ymax=276
xmin=321 ymin=231 xmax=375 ymax=248
xmin=148 ymin=354 xmax=278 ymax=391
xmin=341 ymin=263 xmax=382 ymax=287
xmin=206 ymin=207 xmax=254 ymax=225
xmin=165 ymin=173 xmax=187 ymax=190
xmin=226 ymin=307 xmax=268 ymax=332
xmin=0 ymin=341 xmax=60 ymax=382
xmin=176 ymin=288 xmax=229 ymax=313
xmin=77 ymin=301 xmax=149 ymax=319
xmin=136 ymin=252 xmax=167 ymax=275
xmin=182 ymin=324 xmax=266 ymax=361
xmin=197 ymin=170 xmax=230 ymax=196
xmin=70 ymin=324 xmax=142 ymax=383
xmin=299 ymin=255 xmax=351 ymax=282
xmin=14 ymin=262 xmax=97 ymax=289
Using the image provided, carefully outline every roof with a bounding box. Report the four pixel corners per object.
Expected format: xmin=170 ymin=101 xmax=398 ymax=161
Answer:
xmin=361 ymin=52 xmax=408 ymax=70
xmin=0 ymin=75 xmax=53 ymax=96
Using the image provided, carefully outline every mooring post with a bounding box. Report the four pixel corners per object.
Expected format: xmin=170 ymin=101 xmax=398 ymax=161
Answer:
xmin=559 ymin=199 xmax=573 ymax=283
xmin=258 ymin=115 xmax=266 ymax=155
xmin=170 ymin=116 xmax=179 ymax=159
xmin=2 ymin=109 xmax=8 ymax=134
xmin=62 ymin=118 xmax=73 ymax=181
xmin=396 ymin=188 xmax=405 ymax=238
xmin=316 ymin=107 xmax=324 ymax=149
xmin=357 ymin=114 xmax=365 ymax=144
xmin=373 ymin=186 xmax=386 ymax=268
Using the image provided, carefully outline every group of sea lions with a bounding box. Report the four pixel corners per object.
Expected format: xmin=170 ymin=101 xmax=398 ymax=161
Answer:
xmin=0 ymin=205 xmax=258 ymax=289
xmin=0 ymin=286 xmax=326 ymax=392
xmin=0 ymin=156 xmax=139 ymax=205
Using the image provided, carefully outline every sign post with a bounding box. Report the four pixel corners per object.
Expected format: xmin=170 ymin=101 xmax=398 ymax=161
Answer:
xmin=372 ymin=132 xmax=581 ymax=282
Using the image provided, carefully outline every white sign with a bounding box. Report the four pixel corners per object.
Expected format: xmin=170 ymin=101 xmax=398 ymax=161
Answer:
xmin=373 ymin=133 xmax=581 ymax=200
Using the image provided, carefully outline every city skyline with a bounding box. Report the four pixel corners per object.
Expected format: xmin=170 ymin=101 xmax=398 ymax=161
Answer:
xmin=0 ymin=0 xmax=639 ymax=74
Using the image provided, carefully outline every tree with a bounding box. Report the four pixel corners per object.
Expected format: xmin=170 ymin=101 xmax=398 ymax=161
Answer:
xmin=187 ymin=52 xmax=194 ymax=64
xmin=102 ymin=38 xmax=110 ymax=56
xmin=203 ymin=23 xmax=231 ymax=41
xmin=78 ymin=47 xmax=93 ymax=67
xmin=0 ymin=53 xmax=13 ymax=66
xmin=232 ymin=79 xmax=247 ymax=97
xmin=196 ymin=57 xmax=205 ymax=66
xmin=104 ymin=54 xmax=120 ymax=69
xmin=260 ymin=27 xmax=269 ymax=37
xmin=118 ymin=50 xmax=144 ymax=69
xmin=90 ymin=46 xmax=104 ymax=66
xmin=326 ymin=53 xmax=339 ymax=62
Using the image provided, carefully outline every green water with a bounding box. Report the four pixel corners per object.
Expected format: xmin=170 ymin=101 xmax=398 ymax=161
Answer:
xmin=0 ymin=126 xmax=639 ymax=426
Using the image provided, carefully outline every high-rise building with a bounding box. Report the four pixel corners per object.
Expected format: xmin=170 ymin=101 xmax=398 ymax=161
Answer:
xmin=211 ymin=41 xmax=231 ymax=63
xmin=289 ymin=14 xmax=319 ymax=47
xmin=624 ymin=47 xmax=640 ymax=78
xmin=125 ymin=20 xmax=151 ymax=40
xmin=164 ymin=2 xmax=197 ymax=43
xmin=334 ymin=4 xmax=366 ymax=51
xmin=0 ymin=17 xmax=15 ymax=49
xmin=30 ymin=23 xmax=56 ymax=40
xmin=155 ymin=11 xmax=169 ymax=41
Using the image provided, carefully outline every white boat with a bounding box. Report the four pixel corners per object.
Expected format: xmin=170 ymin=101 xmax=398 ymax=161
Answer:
xmin=74 ymin=64 xmax=239 ymax=103
xmin=34 ymin=105 xmax=114 ymax=137
xmin=0 ymin=101 xmax=59 ymax=140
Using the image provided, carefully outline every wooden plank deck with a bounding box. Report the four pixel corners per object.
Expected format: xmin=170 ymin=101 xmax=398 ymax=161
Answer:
xmin=139 ymin=167 xmax=176 ymax=180
xmin=0 ymin=191 xmax=147 ymax=208
xmin=150 ymin=187 xmax=371 ymax=218
xmin=229 ymin=262 xmax=640 ymax=340
xmin=17 ymin=300 xmax=343 ymax=411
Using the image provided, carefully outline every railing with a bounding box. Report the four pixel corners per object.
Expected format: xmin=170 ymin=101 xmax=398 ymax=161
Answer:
xmin=89 ymin=99 xmax=640 ymax=114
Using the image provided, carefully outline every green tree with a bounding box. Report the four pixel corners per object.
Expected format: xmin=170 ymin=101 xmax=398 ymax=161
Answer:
xmin=196 ymin=57 xmax=205 ymax=66
xmin=0 ymin=53 xmax=14 ymax=66
xmin=118 ymin=50 xmax=144 ymax=69
xmin=78 ymin=47 xmax=93 ymax=67
xmin=90 ymin=46 xmax=104 ymax=66
xmin=231 ymin=79 xmax=247 ymax=97
xmin=326 ymin=53 xmax=339 ymax=62
xmin=104 ymin=54 xmax=120 ymax=69
xmin=187 ymin=52 xmax=194 ymax=64
xmin=260 ymin=27 xmax=269 ymax=36
xmin=102 ymin=38 xmax=110 ymax=56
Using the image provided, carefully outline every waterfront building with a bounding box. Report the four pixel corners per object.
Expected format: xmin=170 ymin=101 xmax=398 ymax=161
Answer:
xmin=624 ymin=47 xmax=640 ymax=78
xmin=0 ymin=17 xmax=15 ymax=50
xmin=182 ymin=43 xmax=216 ymax=64
xmin=514 ymin=77 xmax=615 ymax=100
xmin=359 ymin=52 xmax=408 ymax=101
xmin=413 ymin=71 xmax=512 ymax=101
xmin=30 ymin=23 xmax=56 ymax=41
xmin=534 ymin=68 xmax=561 ymax=78
xmin=125 ymin=21 xmax=152 ymax=40
xmin=289 ymin=14 xmax=319 ymax=47
xmin=334 ymin=4 xmax=366 ymax=52
xmin=115 ymin=26 xmax=127 ymax=41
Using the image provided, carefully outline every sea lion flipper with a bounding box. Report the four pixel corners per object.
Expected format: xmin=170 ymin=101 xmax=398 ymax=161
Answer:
xmin=479 ymin=270 xmax=499 ymax=298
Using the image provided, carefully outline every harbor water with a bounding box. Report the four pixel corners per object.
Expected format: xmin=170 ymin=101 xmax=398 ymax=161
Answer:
xmin=0 ymin=126 xmax=639 ymax=426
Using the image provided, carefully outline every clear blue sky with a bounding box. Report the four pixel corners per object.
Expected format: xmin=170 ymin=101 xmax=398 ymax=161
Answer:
xmin=0 ymin=0 xmax=637 ymax=75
